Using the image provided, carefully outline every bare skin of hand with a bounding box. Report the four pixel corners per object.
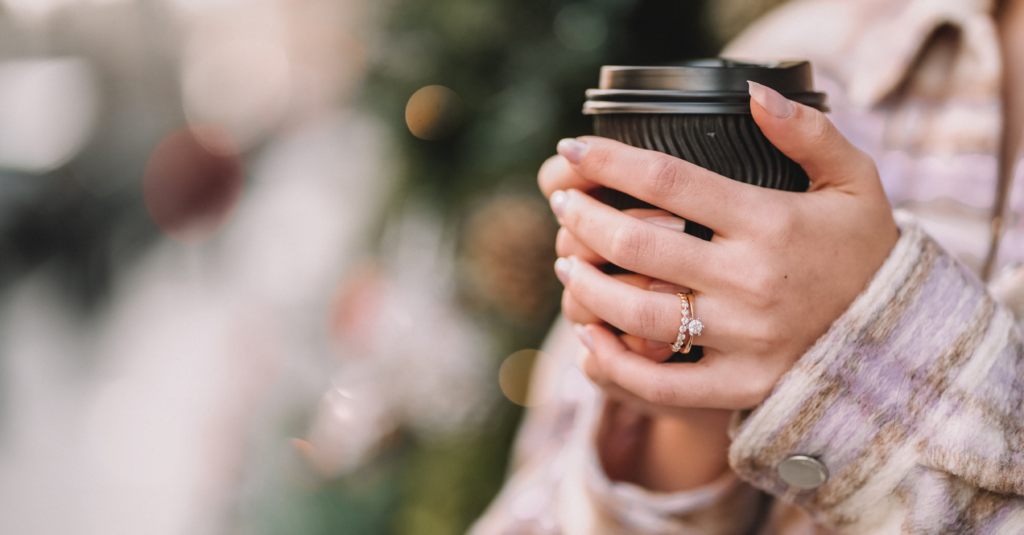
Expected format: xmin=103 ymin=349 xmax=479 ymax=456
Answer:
xmin=569 ymin=269 xmax=735 ymax=492
xmin=596 ymin=397 xmax=732 ymax=493
xmin=544 ymin=83 xmax=898 ymax=412
xmin=539 ymin=85 xmax=897 ymax=493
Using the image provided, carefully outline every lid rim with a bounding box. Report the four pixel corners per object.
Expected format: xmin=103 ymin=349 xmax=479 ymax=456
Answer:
xmin=598 ymin=59 xmax=818 ymax=93
xmin=583 ymin=99 xmax=830 ymax=115
xmin=585 ymin=89 xmax=828 ymax=99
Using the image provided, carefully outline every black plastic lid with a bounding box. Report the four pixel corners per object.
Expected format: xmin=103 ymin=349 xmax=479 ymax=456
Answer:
xmin=584 ymin=59 xmax=829 ymax=114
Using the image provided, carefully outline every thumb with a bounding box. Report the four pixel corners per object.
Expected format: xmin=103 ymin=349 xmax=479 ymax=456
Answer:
xmin=748 ymin=81 xmax=876 ymax=191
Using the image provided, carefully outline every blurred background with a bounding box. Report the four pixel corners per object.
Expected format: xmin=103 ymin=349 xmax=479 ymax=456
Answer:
xmin=0 ymin=0 xmax=768 ymax=533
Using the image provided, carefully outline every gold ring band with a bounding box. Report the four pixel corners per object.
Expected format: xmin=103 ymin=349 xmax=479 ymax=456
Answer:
xmin=681 ymin=293 xmax=696 ymax=354
xmin=670 ymin=293 xmax=691 ymax=353
xmin=670 ymin=292 xmax=703 ymax=354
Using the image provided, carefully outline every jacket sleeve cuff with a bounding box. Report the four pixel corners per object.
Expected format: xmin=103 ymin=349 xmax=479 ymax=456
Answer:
xmin=727 ymin=212 xmax=1020 ymax=527
xmin=560 ymin=392 xmax=766 ymax=535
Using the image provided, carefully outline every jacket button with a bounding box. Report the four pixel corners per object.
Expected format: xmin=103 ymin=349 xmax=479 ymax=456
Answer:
xmin=777 ymin=454 xmax=828 ymax=489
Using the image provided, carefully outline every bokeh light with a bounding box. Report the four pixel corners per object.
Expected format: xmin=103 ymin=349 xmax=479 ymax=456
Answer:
xmin=0 ymin=0 xmax=725 ymax=533
xmin=499 ymin=349 xmax=547 ymax=407
xmin=405 ymin=85 xmax=463 ymax=140
xmin=0 ymin=58 xmax=98 ymax=172
xmin=298 ymin=386 xmax=397 ymax=479
xmin=143 ymin=125 xmax=244 ymax=244
xmin=461 ymin=194 xmax=559 ymax=322
xmin=182 ymin=39 xmax=291 ymax=150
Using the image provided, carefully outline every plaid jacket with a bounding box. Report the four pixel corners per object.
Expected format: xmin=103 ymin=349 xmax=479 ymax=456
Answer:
xmin=472 ymin=0 xmax=1024 ymax=532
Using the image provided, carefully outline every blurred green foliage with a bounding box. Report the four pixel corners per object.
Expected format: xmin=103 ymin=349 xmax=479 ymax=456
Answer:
xmin=320 ymin=1 xmax=720 ymax=534
xmin=0 ymin=2 xmax=721 ymax=534
xmin=364 ymin=0 xmax=717 ymax=215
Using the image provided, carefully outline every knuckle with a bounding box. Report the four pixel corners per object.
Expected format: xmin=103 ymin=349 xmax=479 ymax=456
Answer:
xmin=641 ymin=155 xmax=689 ymax=201
xmin=559 ymin=201 xmax=584 ymax=231
xmin=609 ymin=222 xmax=656 ymax=268
xmin=585 ymin=144 xmax=613 ymax=175
xmin=761 ymin=207 xmax=799 ymax=242
xmin=807 ymin=111 xmax=837 ymax=149
xmin=743 ymin=271 xmax=784 ymax=311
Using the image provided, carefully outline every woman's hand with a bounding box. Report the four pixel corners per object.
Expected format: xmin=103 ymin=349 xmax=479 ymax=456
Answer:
xmin=543 ymin=82 xmax=899 ymax=410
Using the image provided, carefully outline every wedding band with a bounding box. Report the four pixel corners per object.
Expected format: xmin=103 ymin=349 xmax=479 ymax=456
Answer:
xmin=670 ymin=293 xmax=690 ymax=353
xmin=670 ymin=292 xmax=703 ymax=354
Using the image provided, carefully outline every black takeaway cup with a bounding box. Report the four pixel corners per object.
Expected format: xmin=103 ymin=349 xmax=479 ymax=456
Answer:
xmin=582 ymin=59 xmax=829 ymax=360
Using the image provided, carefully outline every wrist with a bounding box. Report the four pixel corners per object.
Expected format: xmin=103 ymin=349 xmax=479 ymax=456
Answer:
xmin=596 ymin=401 xmax=733 ymax=493
xmin=636 ymin=410 xmax=733 ymax=493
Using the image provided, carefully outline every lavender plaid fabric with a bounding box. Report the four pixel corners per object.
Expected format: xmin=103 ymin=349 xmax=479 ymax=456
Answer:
xmin=472 ymin=0 xmax=1024 ymax=532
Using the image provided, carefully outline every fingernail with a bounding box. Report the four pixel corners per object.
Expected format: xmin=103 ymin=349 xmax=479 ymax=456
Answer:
xmin=646 ymin=338 xmax=670 ymax=350
xmin=649 ymin=280 xmax=687 ymax=294
xmin=643 ymin=216 xmax=686 ymax=233
xmin=748 ymin=81 xmax=795 ymax=118
xmin=557 ymin=138 xmax=589 ymax=164
xmin=574 ymin=324 xmax=594 ymax=352
xmin=550 ymin=190 xmax=568 ymax=218
xmin=555 ymin=257 xmax=573 ymax=284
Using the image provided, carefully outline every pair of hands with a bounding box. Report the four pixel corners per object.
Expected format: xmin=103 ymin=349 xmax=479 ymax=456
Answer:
xmin=541 ymin=83 xmax=898 ymax=414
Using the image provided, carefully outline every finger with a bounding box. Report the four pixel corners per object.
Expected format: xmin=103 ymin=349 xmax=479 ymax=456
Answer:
xmin=747 ymin=82 xmax=878 ymax=193
xmin=581 ymin=350 xmax=692 ymax=418
xmin=584 ymin=324 xmax=772 ymax=410
xmin=555 ymin=209 xmax=684 ymax=264
xmin=538 ymin=154 xmax=598 ymax=199
xmin=561 ymin=288 xmax=600 ymax=325
xmin=555 ymin=137 xmax=773 ymax=237
xmin=635 ymin=279 xmax=690 ymax=362
xmin=559 ymin=257 xmax=719 ymax=347
xmin=619 ymin=333 xmax=674 ymax=363
xmin=556 ymin=227 xmax=604 ymax=265
xmin=622 ymin=209 xmax=688 ymax=241
xmin=552 ymin=189 xmax=720 ymax=288
xmin=647 ymin=278 xmax=690 ymax=295
xmin=561 ymin=273 xmax=676 ymax=327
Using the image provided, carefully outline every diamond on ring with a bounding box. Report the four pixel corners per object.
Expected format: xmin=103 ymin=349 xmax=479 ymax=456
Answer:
xmin=670 ymin=293 xmax=703 ymax=354
xmin=687 ymin=318 xmax=703 ymax=337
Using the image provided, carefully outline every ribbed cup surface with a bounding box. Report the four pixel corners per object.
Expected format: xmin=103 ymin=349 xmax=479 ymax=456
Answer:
xmin=594 ymin=113 xmax=809 ymax=241
xmin=594 ymin=113 xmax=809 ymax=362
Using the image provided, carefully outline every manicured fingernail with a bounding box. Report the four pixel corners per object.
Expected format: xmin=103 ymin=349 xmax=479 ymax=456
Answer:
xmin=748 ymin=81 xmax=794 ymax=118
xmin=646 ymin=338 xmax=670 ymax=350
xmin=550 ymin=190 xmax=568 ymax=218
xmin=557 ymin=138 xmax=589 ymax=164
xmin=649 ymin=280 xmax=687 ymax=294
xmin=574 ymin=324 xmax=594 ymax=352
xmin=555 ymin=257 xmax=573 ymax=284
xmin=643 ymin=216 xmax=686 ymax=233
